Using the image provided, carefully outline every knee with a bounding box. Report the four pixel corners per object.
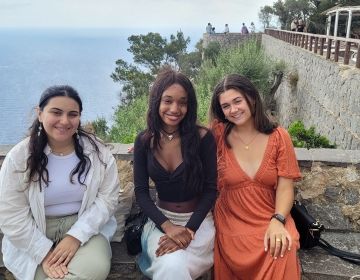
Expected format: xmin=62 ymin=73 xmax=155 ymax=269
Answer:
xmin=154 ymin=253 xmax=188 ymax=274
xmin=86 ymin=257 xmax=111 ymax=279
xmin=70 ymin=256 xmax=111 ymax=280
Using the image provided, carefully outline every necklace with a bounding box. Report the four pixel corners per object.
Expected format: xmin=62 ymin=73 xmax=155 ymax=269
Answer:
xmin=49 ymin=145 xmax=75 ymax=156
xmin=237 ymin=132 xmax=259 ymax=150
xmin=161 ymin=129 xmax=178 ymax=141
xmin=50 ymin=149 xmax=65 ymax=156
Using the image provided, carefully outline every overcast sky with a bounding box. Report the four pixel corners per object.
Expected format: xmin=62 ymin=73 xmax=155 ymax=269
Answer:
xmin=0 ymin=0 xmax=276 ymax=31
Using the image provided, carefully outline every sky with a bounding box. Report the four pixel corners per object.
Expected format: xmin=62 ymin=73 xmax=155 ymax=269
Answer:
xmin=0 ymin=0 xmax=276 ymax=32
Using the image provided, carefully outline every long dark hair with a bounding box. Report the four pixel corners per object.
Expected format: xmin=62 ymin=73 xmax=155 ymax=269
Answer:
xmin=143 ymin=69 xmax=204 ymax=194
xmin=210 ymin=74 xmax=277 ymax=147
xmin=26 ymin=85 xmax=105 ymax=190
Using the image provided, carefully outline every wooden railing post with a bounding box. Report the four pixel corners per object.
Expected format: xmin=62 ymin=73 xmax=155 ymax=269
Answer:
xmin=344 ymin=42 xmax=351 ymax=65
xmin=320 ymin=38 xmax=325 ymax=56
xmin=314 ymin=37 xmax=319 ymax=54
xmin=334 ymin=40 xmax=340 ymax=62
xmin=356 ymin=43 xmax=360 ymax=68
xmin=326 ymin=39 xmax=332 ymax=59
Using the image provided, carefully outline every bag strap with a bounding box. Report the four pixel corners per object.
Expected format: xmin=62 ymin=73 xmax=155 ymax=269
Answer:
xmin=318 ymin=238 xmax=360 ymax=265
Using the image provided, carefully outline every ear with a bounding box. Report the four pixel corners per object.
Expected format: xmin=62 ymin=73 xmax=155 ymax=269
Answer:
xmin=36 ymin=107 xmax=43 ymax=123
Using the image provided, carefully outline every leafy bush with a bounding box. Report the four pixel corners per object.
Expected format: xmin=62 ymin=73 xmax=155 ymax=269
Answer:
xmin=90 ymin=117 xmax=110 ymax=142
xmin=109 ymin=94 xmax=148 ymax=143
xmin=195 ymin=39 xmax=276 ymax=124
xmin=288 ymin=121 xmax=336 ymax=149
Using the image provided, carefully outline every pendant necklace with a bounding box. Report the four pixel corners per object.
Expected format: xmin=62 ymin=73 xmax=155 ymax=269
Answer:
xmin=161 ymin=129 xmax=178 ymax=141
xmin=237 ymin=132 xmax=259 ymax=150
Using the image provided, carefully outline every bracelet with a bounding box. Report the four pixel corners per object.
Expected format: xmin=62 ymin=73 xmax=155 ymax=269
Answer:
xmin=271 ymin=213 xmax=286 ymax=225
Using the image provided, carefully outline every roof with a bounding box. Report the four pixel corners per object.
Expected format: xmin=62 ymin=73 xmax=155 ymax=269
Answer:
xmin=323 ymin=5 xmax=360 ymax=16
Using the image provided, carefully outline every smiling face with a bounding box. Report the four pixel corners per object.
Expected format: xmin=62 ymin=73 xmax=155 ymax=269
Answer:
xmin=38 ymin=96 xmax=81 ymax=147
xmin=219 ymin=89 xmax=254 ymax=127
xmin=158 ymin=83 xmax=188 ymax=132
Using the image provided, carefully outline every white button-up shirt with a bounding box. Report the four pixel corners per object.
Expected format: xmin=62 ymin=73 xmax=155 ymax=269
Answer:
xmin=0 ymin=136 xmax=120 ymax=280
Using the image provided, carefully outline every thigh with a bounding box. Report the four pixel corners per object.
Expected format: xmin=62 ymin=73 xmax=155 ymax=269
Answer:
xmin=34 ymin=265 xmax=48 ymax=280
xmin=66 ymin=234 xmax=112 ymax=280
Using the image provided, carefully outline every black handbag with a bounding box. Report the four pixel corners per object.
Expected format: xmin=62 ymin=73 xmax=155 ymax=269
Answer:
xmin=124 ymin=211 xmax=147 ymax=255
xmin=291 ymin=200 xmax=360 ymax=264
xmin=290 ymin=200 xmax=324 ymax=249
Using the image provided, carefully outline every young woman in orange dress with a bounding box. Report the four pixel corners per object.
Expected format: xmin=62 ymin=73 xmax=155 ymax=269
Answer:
xmin=209 ymin=74 xmax=301 ymax=280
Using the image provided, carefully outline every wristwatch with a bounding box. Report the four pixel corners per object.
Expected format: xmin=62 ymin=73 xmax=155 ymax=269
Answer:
xmin=271 ymin=213 xmax=286 ymax=225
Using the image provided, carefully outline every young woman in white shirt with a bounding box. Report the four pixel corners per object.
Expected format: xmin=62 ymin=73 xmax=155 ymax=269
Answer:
xmin=0 ymin=85 xmax=119 ymax=280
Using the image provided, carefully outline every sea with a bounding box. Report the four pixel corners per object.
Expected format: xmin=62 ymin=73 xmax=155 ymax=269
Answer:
xmin=0 ymin=27 xmax=201 ymax=145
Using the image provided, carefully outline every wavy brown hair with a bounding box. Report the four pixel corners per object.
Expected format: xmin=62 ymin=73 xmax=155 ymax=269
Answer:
xmin=210 ymin=74 xmax=277 ymax=147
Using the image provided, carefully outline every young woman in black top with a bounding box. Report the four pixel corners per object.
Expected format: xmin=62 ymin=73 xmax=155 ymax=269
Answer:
xmin=134 ymin=69 xmax=217 ymax=279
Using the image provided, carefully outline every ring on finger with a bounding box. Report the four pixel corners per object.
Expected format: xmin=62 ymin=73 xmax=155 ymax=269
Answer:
xmin=276 ymin=238 xmax=282 ymax=242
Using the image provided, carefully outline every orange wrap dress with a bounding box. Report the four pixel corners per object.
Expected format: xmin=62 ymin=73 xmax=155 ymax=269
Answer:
xmin=213 ymin=122 xmax=301 ymax=280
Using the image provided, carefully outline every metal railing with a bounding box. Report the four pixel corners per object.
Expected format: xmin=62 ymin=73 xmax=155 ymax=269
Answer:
xmin=265 ymin=28 xmax=360 ymax=69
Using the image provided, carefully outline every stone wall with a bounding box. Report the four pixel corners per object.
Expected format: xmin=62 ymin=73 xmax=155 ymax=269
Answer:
xmin=0 ymin=144 xmax=359 ymax=232
xmin=261 ymin=34 xmax=360 ymax=150
xmin=202 ymin=33 xmax=261 ymax=49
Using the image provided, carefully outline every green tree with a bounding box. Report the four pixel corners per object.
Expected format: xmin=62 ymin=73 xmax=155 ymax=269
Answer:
xmin=203 ymin=41 xmax=221 ymax=66
xmin=273 ymin=0 xmax=289 ymax=29
xmin=195 ymin=39 xmax=279 ymax=124
xmin=259 ymin=5 xmax=274 ymax=29
xmin=271 ymin=0 xmax=316 ymax=29
xmin=90 ymin=117 xmax=110 ymax=142
xmin=109 ymin=94 xmax=148 ymax=143
xmin=111 ymin=31 xmax=191 ymax=105
xmin=165 ymin=32 xmax=191 ymax=69
xmin=110 ymin=59 xmax=153 ymax=104
xmin=127 ymin=32 xmax=166 ymax=73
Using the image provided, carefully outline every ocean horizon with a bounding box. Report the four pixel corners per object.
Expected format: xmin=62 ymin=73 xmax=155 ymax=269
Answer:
xmin=0 ymin=27 xmax=202 ymax=145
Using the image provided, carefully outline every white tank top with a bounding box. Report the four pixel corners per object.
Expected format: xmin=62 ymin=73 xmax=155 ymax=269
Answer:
xmin=44 ymin=151 xmax=86 ymax=217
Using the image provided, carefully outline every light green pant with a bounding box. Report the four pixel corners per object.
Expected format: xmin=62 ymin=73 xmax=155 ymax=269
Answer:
xmin=34 ymin=214 xmax=111 ymax=280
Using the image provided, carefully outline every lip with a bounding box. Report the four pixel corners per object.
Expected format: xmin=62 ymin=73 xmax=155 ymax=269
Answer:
xmin=165 ymin=114 xmax=181 ymax=121
xmin=55 ymin=126 xmax=71 ymax=133
xmin=230 ymin=112 xmax=242 ymax=119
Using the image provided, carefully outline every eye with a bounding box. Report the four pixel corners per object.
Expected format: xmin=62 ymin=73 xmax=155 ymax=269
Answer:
xmin=234 ymin=98 xmax=242 ymax=104
xmin=221 ymin=104 xmax=229 ymax=110
xmin=179 ymin=100 xmax=187 ymax=106
xmin=162 ymin=99 xmax=172 ymax=104
xmin=69 ymin=112 xmax=79 ymax=117
xmin=52 ymin=111 xmax=62 ymax=116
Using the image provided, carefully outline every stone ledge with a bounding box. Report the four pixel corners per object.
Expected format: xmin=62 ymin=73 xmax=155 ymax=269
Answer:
xmin=1 ymin=145 xmax=360 ymax=167
xmin=2 ymin=232 xmax=359 ymax=279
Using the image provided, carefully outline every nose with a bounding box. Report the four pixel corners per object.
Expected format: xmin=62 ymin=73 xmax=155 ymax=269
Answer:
xmin=169 ymin=102 xmax=180 ymax=113
xmin=229 ymin=104 xmax=238 ymax=113
xmin=60 ymin=114 xmax=70 ymax=124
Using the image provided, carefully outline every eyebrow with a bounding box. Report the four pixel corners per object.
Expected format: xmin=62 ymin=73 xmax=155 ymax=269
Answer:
xmin=50 ymin=107 xmax=80 ymax=113
xmin=161 ymin=95 xmax=188 ymax=100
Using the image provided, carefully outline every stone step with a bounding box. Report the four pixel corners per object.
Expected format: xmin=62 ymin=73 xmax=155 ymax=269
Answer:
xmin=300 ymin=231 xmax=360 ymax=280
xmin=1 ymin=232 xmax=359 ymax=279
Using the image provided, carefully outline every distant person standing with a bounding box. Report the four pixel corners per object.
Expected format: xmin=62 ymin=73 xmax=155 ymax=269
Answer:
xmin=206 ymin=23 xmax=212 ymax=34
xmin=297 ymin=19 xmax=305 ymax=32
xmin=291 ymin=19 xmax=298 ymax=32
xmin=250 ymin=22 xmax=256 ymax=33
xmin=241 ymin=23 xmax=249 ymax=34
xmin=224 ymin=24 xmax=229 ymax=34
